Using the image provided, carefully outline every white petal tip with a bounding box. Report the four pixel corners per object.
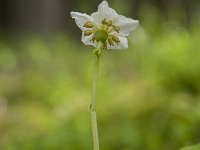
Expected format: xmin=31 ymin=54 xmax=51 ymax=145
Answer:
xmin=99 ymin=1 xmax=109 ymax=8
xmin=70 ymin=12 xmax=79 ymax=18
xmin=136 ymin=20 xmax=139 ymax=25
xmin=134 ymin=20 xmax=139 ymax=29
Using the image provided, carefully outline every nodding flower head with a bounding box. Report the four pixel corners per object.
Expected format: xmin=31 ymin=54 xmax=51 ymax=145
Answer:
xmin=70 ymin=1 xmax=139 ymax=50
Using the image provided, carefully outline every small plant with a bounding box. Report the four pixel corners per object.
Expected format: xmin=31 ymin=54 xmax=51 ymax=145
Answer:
xmin=70 ymin=1 xmax=139 ymax=150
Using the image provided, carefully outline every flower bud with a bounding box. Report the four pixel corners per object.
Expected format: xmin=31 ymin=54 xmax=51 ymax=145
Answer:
xmin=84 ymin=30 xmax=93 ymax=36
xmin=83 ymin=21 xmax=94 ymax=28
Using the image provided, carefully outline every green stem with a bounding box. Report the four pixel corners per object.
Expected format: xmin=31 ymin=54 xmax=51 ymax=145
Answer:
xmin=90 ymin=42 xmax=102 ymax=150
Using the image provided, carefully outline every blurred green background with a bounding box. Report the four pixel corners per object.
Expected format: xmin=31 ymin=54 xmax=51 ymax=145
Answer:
xmin=0 ymin=0 xmax=200 ymax=150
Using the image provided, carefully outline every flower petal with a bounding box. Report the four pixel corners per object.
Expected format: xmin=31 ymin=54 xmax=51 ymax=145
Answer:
xmin=107 ymin=34 xmax=128 ymax=50
xmin=70 ymin=12 xmax=93 ymax=31
xmin=81 ymin=32 xmax=97 ymax=47
xmin=117 ymin=15 xmax=139 ymax=36
xmin=91 ymin=1 xmax=118 ymax=24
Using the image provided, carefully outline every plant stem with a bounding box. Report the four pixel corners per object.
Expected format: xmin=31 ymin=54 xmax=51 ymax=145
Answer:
xmin=90 ymin=42 xmax=102 ymax=150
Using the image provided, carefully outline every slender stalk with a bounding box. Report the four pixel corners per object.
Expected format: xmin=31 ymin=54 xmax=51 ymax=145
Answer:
xmin=89 ymin=42 xmax=102 ymax=150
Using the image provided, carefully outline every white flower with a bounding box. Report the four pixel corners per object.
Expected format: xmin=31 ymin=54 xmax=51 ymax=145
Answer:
xmin=70 ymin=1 xmax=139 ymax=50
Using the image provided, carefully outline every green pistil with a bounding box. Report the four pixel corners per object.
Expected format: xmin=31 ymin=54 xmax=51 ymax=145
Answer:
xmin=95 ymin=30 xmax=108 ymax=43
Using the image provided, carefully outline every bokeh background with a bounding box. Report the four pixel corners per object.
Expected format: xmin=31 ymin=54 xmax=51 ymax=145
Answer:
xmin=0 ymin=0 xmax=200 ymax=150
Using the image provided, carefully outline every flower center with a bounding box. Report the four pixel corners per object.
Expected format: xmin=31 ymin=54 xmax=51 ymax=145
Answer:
xmin=95 ymin=30 xmax=108 ymax=43
xmin=83 ymin=19 xmax=121 ymax=49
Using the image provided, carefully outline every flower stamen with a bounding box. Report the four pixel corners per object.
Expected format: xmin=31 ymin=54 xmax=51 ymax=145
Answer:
xmin=83 ymin=18 xmax=121 ymax=48
xmin=108 ymin=37 xmax=114 ymax=46
xmin=84 ymin=30 xmax=93 ymax=36
xmin=107 ymin=20 xmax=112 ymax=26
xmin=90 ymin=35 xmax=96 ymax=43
xmin=103 ymin=41 xmax=108 ymax=49
xmin=113 ymin=25 xmax=120 ymax=33
xmin=111 ymin=35 xmax=120 ymax=44
xmin=83 ymin=21 xmax=94 ymax=28
xmin=102 ymin=19 xmax=107 ymax=25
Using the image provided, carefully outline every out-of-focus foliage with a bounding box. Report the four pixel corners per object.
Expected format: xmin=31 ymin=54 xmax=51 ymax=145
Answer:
xmin=1 ymin=2 xmax=200 ymax=150
xmin=180 ymin=144 xmax=200 ymax=150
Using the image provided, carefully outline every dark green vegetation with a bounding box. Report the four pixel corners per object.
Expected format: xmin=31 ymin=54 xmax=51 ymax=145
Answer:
xmin=1 ymin=1 xmax=200 ymax=150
